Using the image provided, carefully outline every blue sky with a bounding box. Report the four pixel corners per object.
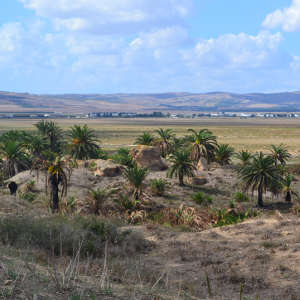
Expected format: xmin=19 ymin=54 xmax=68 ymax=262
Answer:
xmin=1 ymin=0 xmax=300 ymax=94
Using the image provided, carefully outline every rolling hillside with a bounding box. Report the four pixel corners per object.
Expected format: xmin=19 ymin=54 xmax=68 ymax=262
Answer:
xmin=1 ymin=91 xmax=300 ymax=113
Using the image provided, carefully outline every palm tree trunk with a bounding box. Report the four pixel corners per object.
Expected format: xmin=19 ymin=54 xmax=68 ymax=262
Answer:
xmin=179 ymin=173 xmax=184 ymax=186
xmin=50 ymin=175 xmax=59 ymax=213
xmin=258 ymin=183 xmax=264 ymax=207
xmin=285 ymin=191 xmax=292 ymax=202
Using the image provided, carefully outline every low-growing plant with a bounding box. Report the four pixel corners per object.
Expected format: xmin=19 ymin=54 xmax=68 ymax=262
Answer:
xmin=88 ymin=161 xmax=97 ymax=171
xmin=214 ymin=208 xmax=258 ymax=227
xmin=229 ymin=199 xmax=236 ymax=209
xmin=18 ymin=190 xmax=37 ymax=202
xmin=233 ymin=192 xmax=249 ymax=203
xmin=111 ymin=147 xmax=133 ymax=167
xmin=0 ymin=215 xmax=147 ymax=258
xmin=89 ymin=188 xmax=117 ymax=215
xmin=24 ymin=180 xmax=35 ymax=192
xmin=151 ymin=178 xmax=167 ymax=196
xmin=114 ymin=194 xmax=138 ymax=212
xmin=191 ymin=192 xmax=213 ymax=206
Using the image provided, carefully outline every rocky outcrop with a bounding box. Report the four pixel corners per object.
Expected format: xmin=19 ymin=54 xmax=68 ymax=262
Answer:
xmin=93 ymin=159 xmax=123 ymax=177
xmin=197 ymin=158 xmax=208 ymax=171
xmin=188 ymin=176 xmax=208 ymax=186
xmin=130 ymin=146 xmax=168 ymax=171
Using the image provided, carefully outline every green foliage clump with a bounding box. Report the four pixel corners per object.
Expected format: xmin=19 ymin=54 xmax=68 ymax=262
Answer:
xmin=214 ymin=209 xmax=258 ymax=227
xmin=191 ymin=192 xmax=213 ymax=206
xmin=151 ymin=178 xmax=167 ymax=196
xmin=233 ymin=192 xmax=249 ymax=203
xmin=114 ymin=194 xmax=138 ymax=211
xmin=111 ymin=147 xmax=133 ymax=167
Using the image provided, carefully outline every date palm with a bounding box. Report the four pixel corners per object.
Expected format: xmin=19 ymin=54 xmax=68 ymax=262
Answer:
xmin=35 ymin=120 xmax=63 ymax=153
xmin=238 ymin=152 xmax=283 ymax=207
xmin=215 ymin=144 xmax=235 ymax=166
xmin=155 ymin=128 xmax=174 ymax=157
xmin=135 ymin=132 xmax=155 ymax=146
xmin=282 ymin=174 xmax=298 ymax=202
xmin=187 ymin=128 xmax=218 ymax=164
xmin=269 ymin=144 xmax=291 ymax=166
xmin=69 ymin=124 xmax=99 ymax=161
xmin=123 ymin=162 xmax=148 ymax=200
xmin=235 ymin=150 xmax=253 ymax=167
xmin=167 ymin=149 xmax=196 ymax=186
xmin=0 ymin=140 xmax=30 ymax=178
xmin=48 ymin=157 xmax=71 ymax=213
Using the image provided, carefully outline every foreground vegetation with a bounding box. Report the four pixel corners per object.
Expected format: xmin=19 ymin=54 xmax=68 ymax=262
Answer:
xmin=1 ymin=119 xmax=300 ymax=299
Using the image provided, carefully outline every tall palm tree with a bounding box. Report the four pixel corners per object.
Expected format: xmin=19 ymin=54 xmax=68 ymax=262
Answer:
xmin=187 ymin=129 xmax=218 ymax=164
xmin=35 ymin=120 xmax=63 ymax=153
xmin=68 ymin=124 xmax=99 ymax=161
xmin=238 ymin=152 xmax=283 ymax=207
xmin=47 ymin=157 xmax=71 ymax=213
xmin=235 ymin=150 xmax=253 ymax=167
xmin=23 ymin=134 xmax=48 ymax=159
xmin=123 ymin=162 xmax=148 ymax=200
xmin=0 ymin=140 xmax=30 ymax=178
xmin=167 ymin=149 xmax=196 ymax=186
xmin=135 ymin=132 xmax=155 ymax=146
xmin=155 ymin=128 xmax=175 ymax=157
xmin=269 ymin=144 xmax=291 ymax=166
xmin=215 ymin=144 xmax=235 ymax=166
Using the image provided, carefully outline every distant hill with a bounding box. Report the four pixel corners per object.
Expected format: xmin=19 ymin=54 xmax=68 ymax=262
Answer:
xmin=1 ymin=91 xmax=300 ymax=113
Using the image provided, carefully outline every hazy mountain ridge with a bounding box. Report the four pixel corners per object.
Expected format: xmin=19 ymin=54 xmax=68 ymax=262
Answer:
xmin=1 ymin=91 xmax=300 ymax=113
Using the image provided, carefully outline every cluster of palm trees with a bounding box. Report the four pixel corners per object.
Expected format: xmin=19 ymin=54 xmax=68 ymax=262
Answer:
xmin=0 ymin=121 xmax=100 ymax=212
xmin=0 ymin=122 xmax=296 ymax=212
xmin=134 ymin=129 xmax=296 ymax=207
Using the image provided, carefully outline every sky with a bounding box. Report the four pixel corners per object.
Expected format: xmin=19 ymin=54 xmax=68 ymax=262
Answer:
xmin=1 ymin=0 xmax=300 ymax=94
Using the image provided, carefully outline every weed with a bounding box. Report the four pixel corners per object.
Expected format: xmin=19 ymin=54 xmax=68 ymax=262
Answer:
xmin=233 ymin=192 xmax=249 ymax=203
xmin=151 ymin=178 xmax=168 ymax=196
xmin=191 ymin=192 xmax=213 ymax=206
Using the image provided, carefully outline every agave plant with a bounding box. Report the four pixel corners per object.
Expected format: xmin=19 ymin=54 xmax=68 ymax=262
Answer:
xmin=215 ymin=144 xmax=235 ymax=166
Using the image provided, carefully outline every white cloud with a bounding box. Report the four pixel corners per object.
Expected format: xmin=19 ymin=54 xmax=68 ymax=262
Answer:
xmin=20 ymin=0 xmax=193 ymax=34
xmin=263 ymin=0 xmax=300 ymax=32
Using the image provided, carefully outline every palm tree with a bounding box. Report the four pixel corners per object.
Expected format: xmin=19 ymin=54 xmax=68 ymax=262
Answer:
xmin=135 ymin=132 xmax=155 ymax=146
xmin=35 ymin=120 xmax=63 ymax=153
xmin=123 ymin=162 xmax=148 ymax=200
xmin=235 ymin=150 xmax=253 ymax=167
xmin=68 ymin=124 xmax=99 ymax=161
xmin=167 ymin=149 xmax=196 ymax=186
xmin=23 ymin=134 xmax=48 ymax=159
xmin=269 ymin=144 xmax=291 ymax=166
xmin=0 ymin=140 xmax=30 ymax=178
xmin=215 ymin=144 xmax=235 ymax=166
xmin=238 ymin=152 xmax=283 ymax=207
xmin=155 ymin=128 xmax=174 ymax=157
xmin=187 ymin=129 xmax=218 ymax=164
xmin=282 ymin=174 xmax=298 ymax=202
xmin=47 ymin=157 xmax=71 ymax=213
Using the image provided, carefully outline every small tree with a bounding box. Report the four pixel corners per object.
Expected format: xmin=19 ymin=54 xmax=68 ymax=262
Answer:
xmin=123 ymin=162 xmax=148 ymax=200
xmin=135 ymin=132 xmax=155 ymax=146
xmin=167 ymin=149 xmax=196 ymax=186
xmin=269 ymin=144 xmax=291 ymax=166
xmin=215 ymin=144 xmax=235 ymax=166
xmin=238 ymin=152 xmax=283 ymax=207
xmin=235 ymin=150 xmax=253 ymax=167
xmin=282 ymin=174 xmax=298 ymax=202
xmin=155 ymin=128 xmax=175 ymax=157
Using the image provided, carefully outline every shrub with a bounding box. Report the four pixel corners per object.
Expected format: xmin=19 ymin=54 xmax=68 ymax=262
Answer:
xmin=191 ymin=192 xmax=213 ymax=206
xmin=24 ymin=180 xmax=35 ymax=192
xmin=151 ymin=178 xmax=167 ymax=196
xmin=214 ymin=209 xmax=258 ymax=227
xmin=111 ymin=147 xmax=133 ymax=167
xmin=114 ymin=194 xmax=138 ymax=211
xmin=229 ymin=200 xmax=236 ymax=209
xmin=0 ymin=215 xmax=148 ymax=257
xmin=19 ymin=191 xmax=37 ymax=202
xmin=233 ymin=192 xmax=249 ymax=203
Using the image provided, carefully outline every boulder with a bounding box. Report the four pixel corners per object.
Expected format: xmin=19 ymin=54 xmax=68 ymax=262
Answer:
xmin=197 ymin=158 xmax=208 ymax=171
xmin=130 ymin=146 xmax=168 ymax=171
xmin=94 ymin=159 xmax=122 ymax=177
xmin=188 ymin=176 xmax=208 ymax=186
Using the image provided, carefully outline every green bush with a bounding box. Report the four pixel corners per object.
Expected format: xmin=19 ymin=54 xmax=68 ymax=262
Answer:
xmin=114 ymin=194 xmax=137 ymax=211
xmin=111 ymin=147 xmax=133 ymax=167
xmin=20 ymin=192 xmax=37 ymax=202
xmin=214 ymin=209 xmax=258 ymax=227
xmin=191 ymin=192 xmax=213 ymax=206
xmin=233 ymin=192 xmax=249 ymax=203
xmin=151 ymin=178 xmax=167 ymax=196
xmin=0 ymin=215 xmax=148 ymax=257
